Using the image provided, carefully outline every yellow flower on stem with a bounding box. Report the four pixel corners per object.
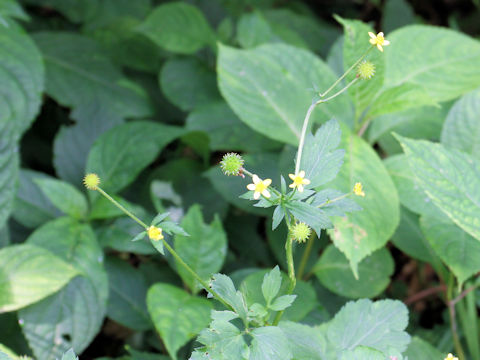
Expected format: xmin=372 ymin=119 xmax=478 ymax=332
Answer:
xmin=288 ymin=170 xmax=311 ymax=192
xmin=247 ymin=175 xmax=272 ymax=200
xmin=83 ymin=173 xmax=100 ymax=190
xmin=444 ymin=354 xmax=458 ymax=360
xmin=353 ymin=182 xmax=365 ymax=197
xmin=148 ymin=225 xmax=164 ymax=241
xmin=368 ymin=31 xmax=390 ymax=52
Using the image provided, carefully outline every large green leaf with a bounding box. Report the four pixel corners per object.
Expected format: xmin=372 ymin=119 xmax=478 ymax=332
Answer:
xmin=403 ymin=336 xmax=443 ymax=359
xmin=34 ymin=178 xmax=88 ymax=219
xmin=236 ymin=12 xmax=273 ymax=49
xmin=0 ymin=244 xmax=79 ymax=312
xmin=279 ymin=321 xmax=327 ymax=360
xmin=441 ymin=87 xmax=480 ymax=159
xmin=250 ymin=326 xmax=292 ymax=360
xmin=53 ymin=105 xmax=123 ymax=189
xmin=327 ymin=299 xmax=410 ymax=355
xmin=33 ymin=32 xmax=151 ymax=118
xmin=421 ymin=214 xmax=480 ymax=286
xmin=86 ymin=121 xmax=183 ymax=194
xmin=174 ymin=205 xmax=227 ymax=293
xmin=217 ymin=43 xmax=353 ymax=145
xmin=326 ymin=128 xmax=400 ymax=276
xmin=0 ymin=23 xmax=44 ymax=136
xmin=186 ymin=101 xmax=280 ymax=152
xmin=384 ymin=25 xmax=480 ymax=102
xmin=137 ymin=2 xmax=215 ymax=54
xmin=0 ymin=0 xmax=28 ymax=21
xmin=314 ymin=245 xmax=394 ymax=299
xmin=104 ymin=257 xmax=151 ymax=331
xmin=147 ymin=283 xmax=212 ymax=360
xmin=397 ymin=136 xmax=480 ymax=241
xmin=160 ymin=57 xmax=220 ymax=111
xmin=22 ymin=217 xmax=108 ymax=358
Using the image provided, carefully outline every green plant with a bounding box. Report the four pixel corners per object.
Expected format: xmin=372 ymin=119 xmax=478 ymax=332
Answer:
xmin=1 ymin=1 xmax=480 ymax=360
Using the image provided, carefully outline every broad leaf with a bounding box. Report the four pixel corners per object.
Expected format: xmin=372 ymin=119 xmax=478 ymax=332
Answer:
xmin=298 ymin=119 xmax=344 ymax=188
xmin=33 ymin=32 xmax=151 ymax=118
xmin=279 ymin=321 xmax=327 ymax=360
xmin=326 ymin=129 xmax=400 ymax=276
xmin=34 ymin=178 xmax=88 ymax=219
xmin=86 ymin=121 xmax=183 ymax=194
xmin=441 ymin=87 xmax=480 ymax=159
xmin=286 ymin=201 xmax=332 ymax=235
xmin=385 ymin=25 xmax=480 ymax=102
xmin=0 ymin=244 xmax=79 ymax=312
xmin=217 ymin=43 xmax=353 ymax=145
xmin=174 ymin=205 xmax=227 ymax=293
xmin=397 ymin=135 xmax=480 ymax=241
xmin=261 ymin=266 xmax=282 ymax=305
xmin=314 ymin=245 xmax=394 ymax=299
xmin=421 ymin=214 xmax=480 ymax=286
xmin=339 ymin=347 xmax=385 ymax=360
xmin=0 ymin=122 xmax=19 ymax=230
xmin=403 ymin=336 xmax=443 ymax=359
xmin=311 ymin=189 xmax=361 ymax=217
xmin=236 ymin=12 xmax=273 ymax=48
xmin=104 ymin=257 xmax=151 ymax=331
xmin=160 ymin=57 xmax=220 ymax=111
xmin=137 ymin=2 xmax=215 ymax=54
xmin=147 ymin=283 xmax=212 ymax=360
xmin=209 ymin=274 xmax=248 ymax=322
xmin=250 ymin=326 xmax=292 ymax=360
xmin=327 ymin=299 xmax=410 ymax=355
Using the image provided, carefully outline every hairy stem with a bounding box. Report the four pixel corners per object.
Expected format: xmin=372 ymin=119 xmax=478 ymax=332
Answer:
xmin=447 ymin=274 xmax=467 ymax=360
xmin=297 ymin=233 xmax=314 ymax=280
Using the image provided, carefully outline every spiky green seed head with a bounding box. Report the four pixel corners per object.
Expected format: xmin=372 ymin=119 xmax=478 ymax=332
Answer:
xmin=357 ymin=61 xmax=375 ymax=80
xmin=220 ymin=153 xmax=244 ymax=176
xmin=291 ymin=222 xmax=311 ymax=243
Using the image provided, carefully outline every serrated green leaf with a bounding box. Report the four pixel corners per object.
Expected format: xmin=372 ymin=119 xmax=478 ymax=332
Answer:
xmin=137 ymin=2 xmax=214 ymax=54
xmin=421 ymin=214 xmax=480 ymax=286
xmin=131 ymin=231 xmax=146 ymax=242
xmin=22 ymin=217 xmax=108 ymax=358
xmin=261 ymin=266 xmax=282 ymax=305
xmin=299 ymin=119 xmax=344 ymax=188
xmin=151 ymin=212 xmax=170 ymax=226
xmin=161 ymin=221 xmax=189 ymax=236
xmin=0 ymin=244 xmax=79 ymax=312
xmin=147 ymin=283 xmax=212 ymax=360
xmin=403 ymin=336 xmax=443 ymax=359
xmin=150 ymin=238 xmax=164 ymax=255
xmin=209 ymin=274 xmax=248 ymax=321
xmin=326 ymin=128 xmax=399 ymax=276
xmin=217 ymin=43 xmax=353 ymax=145
xmin=279 ymin=321 xmax=327 ymax=360
xmin=86 ymin=121 xmax=183 ymax=194
xmin=174 ymin=205 xmax=227 ymax=293
xmin=441 ymin=87 xmax=480 ymax=159
xmin=385 ymin=25 xmax=480 ymax=102
xmin=104 ymin=257 xmax=151 ymax=331
xmin=33 ymin=32 xmax=151 ymax=119
xmin=314 ymin=245 xmax=394 ymax=299
xmin=269 ymin=295 xmax=296 ymax=311
xmin=286 ymin=201 xmax=331 ymax=235
xmin=160 ymin=57 xmax=220 ymax=111
xmin=397 ymin=135 xmax=480 ymax=241
xmin=271 ymin=206 xmax=284 ymax=231
xmin=312 ymin=189 xmax=361 ymax=217
xmin=250 ymin=326 xmax=292 ymax=360
xmin=53 ymin=106 xmax=123 ymax=189
xmin=60 ymin=349 xmax=78 ymax=360
xmin=327 ymin=299 xmax=410 ymax=354
xmin=34 ymin=178 xmax=88 ymax=219
xmin=339 ymin=346 xmax=385 ymax=360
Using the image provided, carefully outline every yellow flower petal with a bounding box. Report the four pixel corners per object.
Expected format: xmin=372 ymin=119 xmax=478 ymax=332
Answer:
xmin=253 ymin=191 xmax=261 ymax=200
xmin=299 ymin=170 xmax=305 ymax=178
xmin=247 ymin=184 xmax=256 ymax=191
xmin=289 ymin=173 xmax=296 ymax=180
xmin=298 ymin=184 xmax=304 ymax=192
xmin=252 ymin=175 xmax=260 ymax=184
xmin=368 ymin=32 xmax=376 ymax=39
xmin=263 ymin=178 xmax=272 ymax=187
xmin=377 ymin=43 xmax=383 ymax=52
xmin=262 ymin=189 xmax=271 ymax=198
xmin=303 ymin=178 xmax=311 ymax=185
xmin=383 ymin=39 xmax=390 ymax=45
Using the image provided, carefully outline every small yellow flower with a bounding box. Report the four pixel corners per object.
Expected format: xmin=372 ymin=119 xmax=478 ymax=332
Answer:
xmin=288 ymin=170 xmax=311 ymax=192
xmin=83 ymin=173 xmax=100 ymax=190
xmin=247 ymin=175 xmax=272 ymax=200
xmin=147 ymin=225 xmax=164 ymax=241
xmin=353 ymin=182 xmax=365 ymax=197
xmin=368 ymin=31 xmax=390 ymax=52
xmin=445 ymin=354 xmax=458 ymax=360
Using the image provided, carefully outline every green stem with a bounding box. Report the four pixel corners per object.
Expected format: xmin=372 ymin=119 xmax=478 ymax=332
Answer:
xmin=297 ymin=233 xmax=314 ymax=280
xmin=96 ymin=186 xmax=233 ymax=312
xmin=447 ymin=274 xmax=467 ymax=360
xmin=97 ymin=187 xmax=148 ymax=229
xmin=273 ymin=231 xmax=296 ymax=325
xmin=455 ymin=282 xmax=480 ymax=360
xmin=295 ymin=78 xmax=358 ymax=175
xmin=318 ymin=46 xmax=372 ymax=98
xmin=316 ymin=192 xmax=352 ymax=208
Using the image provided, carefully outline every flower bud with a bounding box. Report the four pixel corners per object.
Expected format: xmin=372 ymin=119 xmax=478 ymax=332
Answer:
xmin=220 ymin=152 xmax=244 ymax=176
xmin=357 ymin=61 xmax=375 ymax=80
xmin=291 ymin=222 xmax=311 ymax=243
xmin=83 ymin=173 xmax=100 ymax=190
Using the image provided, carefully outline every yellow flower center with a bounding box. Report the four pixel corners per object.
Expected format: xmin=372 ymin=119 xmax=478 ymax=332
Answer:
xmin=255 ymin=182 xmax=268 ymax=193
xmin=83 ymin=173 xmax=100 ymax=190
xmin=148 ymin=226 xmax=163 ymax=241
xmin=353 ymin=182 xmax=365 ymax=197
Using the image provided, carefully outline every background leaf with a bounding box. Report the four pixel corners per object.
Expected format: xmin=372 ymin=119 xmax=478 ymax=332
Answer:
xmin=0 ymin=244 xmax=79 ymax=312
xmin=250 ymin=326 xmax=292 ymax=360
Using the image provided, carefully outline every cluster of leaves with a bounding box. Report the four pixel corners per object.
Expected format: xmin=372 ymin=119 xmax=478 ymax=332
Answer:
xmin=0 ymin=0 xmax=479 ymax=359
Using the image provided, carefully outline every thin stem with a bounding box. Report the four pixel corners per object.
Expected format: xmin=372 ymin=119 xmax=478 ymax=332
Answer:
xmin=447 ymin=274 xmax=467 ymax=360
xmin=241 ymin=168 xmax=255 ymax=178
xmin=319 ymin=46 xmax=372 ymax=98
xmin=316 ymin=192 xmax=352 ymax=208
xmin=297 ymin=233 xmax=314 ymax=280
xmin=97 ymin=187 xmax=148 ymax=229
xmin=161 ymin=239 xmax=232 ymax=311
xmin=295 ymin=78 xmax=358 ymax=175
